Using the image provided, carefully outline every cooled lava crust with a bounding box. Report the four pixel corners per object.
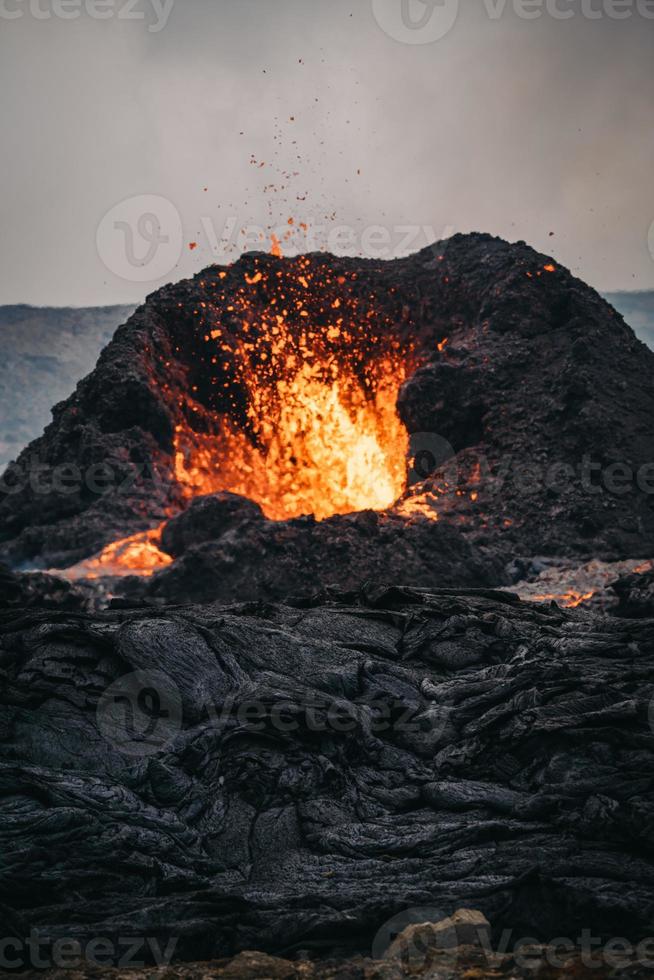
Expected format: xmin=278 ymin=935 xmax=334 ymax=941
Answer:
xmin=1 ymin=586 xmax=654 ymax=964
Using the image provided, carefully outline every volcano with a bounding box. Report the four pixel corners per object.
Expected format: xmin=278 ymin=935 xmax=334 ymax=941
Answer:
xmin=3 ymin=233 xmax=654 ymax=972
xmin=1 ymin=232 xmax=654 ymax=605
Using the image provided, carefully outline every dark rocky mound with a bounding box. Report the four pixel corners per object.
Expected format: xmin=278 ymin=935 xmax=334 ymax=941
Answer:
xmin=142 ymin=492 xmax=502 ymax=604
xmin=1 ymin=233 xmax=653 ymax=582
xmin=2 ymin=586 xmax=654 ymax=967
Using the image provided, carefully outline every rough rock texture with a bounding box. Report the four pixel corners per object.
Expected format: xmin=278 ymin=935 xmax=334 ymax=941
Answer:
xmin=0 ymin=562 xmax=87 ymax=612
xmin=144 ymin=493 xmax=503 ymax=604
xmin=160 ymin=492 xmax=265 ymax=558
xmin=2 ymin=234 xmax=654 ymax=576
xmin=16 ymin=941 xmax=654 ymax=979
xmin=384 ymin=909 xmax=490 ymax=963
xmin=612 ymin=567 xmax=654 ymax=619
xmin=505 ymin=556 xmax=654 ymax=613
xmin=18 ymin=946 xmax=654 ymax=980
xmin=2 ymin=587 xmax=654 ymax=968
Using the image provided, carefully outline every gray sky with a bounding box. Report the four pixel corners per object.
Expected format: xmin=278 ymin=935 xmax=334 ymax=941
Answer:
xmin=1 ymin=0 xmax=653 ymax=306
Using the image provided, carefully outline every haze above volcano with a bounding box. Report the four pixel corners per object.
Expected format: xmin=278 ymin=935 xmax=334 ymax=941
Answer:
xmin=1 ymin=0 xmax=653 ymax=306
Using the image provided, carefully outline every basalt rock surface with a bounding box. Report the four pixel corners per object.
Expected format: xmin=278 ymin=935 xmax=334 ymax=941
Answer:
xmin=1 ymin=233 xmax=654 ymax=580
xmin=0 ymin=562 xmax=87 ymax=612
xmin=143 ymin=492 xmax=503 ymax=605
xmin=612 ymin=566 xmax=654 ymax=619
xmin=2 ymin=587 xmax=654 ymax=967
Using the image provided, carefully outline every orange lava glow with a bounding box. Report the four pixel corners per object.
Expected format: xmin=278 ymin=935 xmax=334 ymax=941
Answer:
xmin=174 ymin=358 xmax=410 ymax=521
xmin=171 ymin=259 xmax=416 ymax=522
xmin=394 ymin=492 xmax=440 ymax=521
xmin=79 ymin=257 xmax=431 ymax=578
xmin=531 ymin=590 xmax=594 ymax=609
xmin=270 ymin=234 xmax=283 ymax=258
xmin=64 ymin=525 xmax=172 ymax=580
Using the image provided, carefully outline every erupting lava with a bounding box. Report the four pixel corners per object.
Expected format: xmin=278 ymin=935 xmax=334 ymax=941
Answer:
xmin=74 ymin=254 xmax=422 ymax=577
xmin=170 ymin=256 xmax=415 ymax=522
xmin=173 ymin=364 xmax=408 ymax=521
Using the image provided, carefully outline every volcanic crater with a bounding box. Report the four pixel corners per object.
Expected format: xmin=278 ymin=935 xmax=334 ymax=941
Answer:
xmin=2 ymin=232 xmax=654 ymax=607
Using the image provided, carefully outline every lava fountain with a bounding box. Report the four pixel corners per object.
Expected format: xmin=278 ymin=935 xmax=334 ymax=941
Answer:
xmin=167 ymin=254 xmax=420 ymax=522
xmin=81 ymin=251 xmax=433 ymax=575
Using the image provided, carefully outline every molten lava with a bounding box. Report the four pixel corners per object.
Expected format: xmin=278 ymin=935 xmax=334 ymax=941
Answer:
xmin=171 ymin=256 xmax=416 ymax=522
xmin=63 ymin=526 xmax=172 ymax=579
xmin=531 ymin=590 xmax=595 ymax=609
xmin=174 ymin=362 xmax=408 ymax=521
xmin=77 ymin=255 xmax=441 ymax=578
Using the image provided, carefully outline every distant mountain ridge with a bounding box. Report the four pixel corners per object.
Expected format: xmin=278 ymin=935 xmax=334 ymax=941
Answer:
xmin=0 ymin=291 xmax=652 ymax=473
xmin=605 ymin=291 xmax=654 ymax=350
xmin=0 ymin=304 xmax=134 ymax=471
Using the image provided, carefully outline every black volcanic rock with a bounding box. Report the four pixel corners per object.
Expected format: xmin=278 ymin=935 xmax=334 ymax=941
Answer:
xmin=2 ymin=233 xmax=654 ymax=578
xmin=147 ymin=498 xmax=501 ymax=604
xmin=612 ymin=566 xmax=654 ymax=618
xmin=0 ymin=562 xmax=87 ymax=611
xmin=161 ymin=492 xmax=265 ymax=558
xmin=2 ymin=587 xmax=654 ymax=967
